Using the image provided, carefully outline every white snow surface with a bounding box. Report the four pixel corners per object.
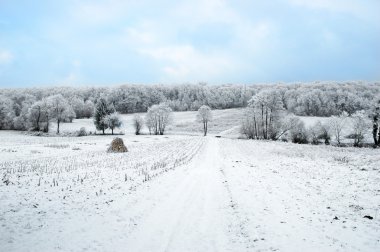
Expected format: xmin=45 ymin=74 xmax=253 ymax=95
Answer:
xmin=1 ymin=131 xmax=380 ymax=252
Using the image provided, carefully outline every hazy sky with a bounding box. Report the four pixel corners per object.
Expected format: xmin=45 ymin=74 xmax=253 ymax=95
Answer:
xmin=0 ymin=0 xmax=379 ymax=87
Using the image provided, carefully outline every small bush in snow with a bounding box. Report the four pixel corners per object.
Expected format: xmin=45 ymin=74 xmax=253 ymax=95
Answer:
xmin=77 ymin=127 xmax=88 ymax=137
xmin=290 ymin=121 xmax=309 ymax=144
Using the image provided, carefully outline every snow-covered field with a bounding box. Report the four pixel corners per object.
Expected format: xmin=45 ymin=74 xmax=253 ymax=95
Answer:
xmin=1 ymin=127 xmax=379 ymax=251
xmin=51 ymin=109 xmax=372 ymax=144
xmin=50 ymin=108 xmax=244 ymax=137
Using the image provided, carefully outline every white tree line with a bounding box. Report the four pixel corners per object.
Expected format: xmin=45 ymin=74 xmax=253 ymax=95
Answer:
xmin=0 ymin=81 xmax=379 ymax=146
xmin=1 ymin=81 xmax=379 ymax=130
xmin=240 ymin=88 xmax=380 ymax=147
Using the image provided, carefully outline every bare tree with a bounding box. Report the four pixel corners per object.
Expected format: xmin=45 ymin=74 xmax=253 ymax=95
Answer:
xmin=329 ymin=112 xmax=347 ymax=146
xmin=133 ymin=114 xmax=144 ymax=135
xmin=145 ymin=103 xmax=172 ymax=135
xmin=0 ymin=96 xmax=14 ymax=130
xmin=272 ymin=114 xmax=302 ymax=141
xmin=240 ymin=107 xmax=258 ymax=139
xmin=27 ymin=99 xmax=50 ymax=132
xmin=348 ymin=110 xmax=370 ymax=147
xmin=247 ymin=89 xmax=283 ymax=139
xmin=105 ymin=112 xmax=122 ymax=135
xmin=62 ymin=105 xmax=76 ymax=123
xmin=316 ymin=121 xmax=331 ymax=145
xmin=196 ymin=105 xmax=212 ymax=136
xmin=47 ymin=94 xmax=69 ymax=134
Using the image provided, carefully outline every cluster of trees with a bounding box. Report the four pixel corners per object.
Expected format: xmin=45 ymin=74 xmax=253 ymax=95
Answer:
xmin=145 ymin=103 xmax=173 ymax=135
xmin=0 ymin=94 xmax=76 ymax=133
xmin=132 ymin=104 xmax=212 ymax=136
xmin=241 ymin=89 xmax=379 ymax=147
xmin=93 ymin=98 xmax=122 ymax=135
xmin=1 ymin=81 xmax=379 ymax=136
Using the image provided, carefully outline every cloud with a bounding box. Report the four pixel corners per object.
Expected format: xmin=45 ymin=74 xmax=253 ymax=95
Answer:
xmin=288 ymin=0 xmax=380 ymax=22
xmin=119 ymin=0 xmax=274 ymax=82
xmin=1 ymin=0 xmax=378 ymax=86
xmin=55 ymin=59 xmax=83 ymax=85
xmin=125 ymin=26 xmax=157 ymax=45
xmin=71 ymin=0 xmax=131 ymax=25
xmin=139 ymin=44 xmax=236 ymax=82
xmin=0 ymin=50 xmax=13 ymax=64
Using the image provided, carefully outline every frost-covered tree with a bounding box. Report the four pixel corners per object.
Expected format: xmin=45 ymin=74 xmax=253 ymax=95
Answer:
xmin=308 ymin=121 xmax=331 ymax=145
xmin=70 ymin=97 xmax=85 ymax=118
xmin=316 ymin=121 xmax=331 ymax=145
xmin=28 ymin=99 xmax=50 ymax=132
xmin=62 ymin=105 xmax=76 ymax=123
xmin=47 ymin=94 xmax=70 ymax=134
xmin=145 ymin=112 xmax=155 ymax=135
xmin=94 ymin=98 xmax=115 ymax=134
xmin=272 ymin=114 xmax=303 ymax=141
xmin=329 ymin=112 xmax=348 ymax=146
xmin=244 ymin=89 xmax=283 ymax=139
xmin=371 ymin=96 xmax=380 ymax=145
xmin=105 ymin=112 xmax=122 ymax=135
xmin=133 ymin=114 xmax=144 ymax=135
xmin=348 ymin=111 xmax=370 ymax=147
xmin=83 ymin=100 xmax=95 ymax=118
xmin=145 ymin=103 xmax=172 ymax=135
xmin=0 ymin=96 xmax=14 ymax=130
xmin=373 ymin=116 xmax=379 ymax=146
xmin=13 ymin=95 xmax=36 ymax=130
xmin=197 ymin=105 xmax=212 ymax=136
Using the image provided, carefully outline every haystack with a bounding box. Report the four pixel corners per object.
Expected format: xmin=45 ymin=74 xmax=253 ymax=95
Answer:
xmin=107 ymin=137 xmax=128 ymax=153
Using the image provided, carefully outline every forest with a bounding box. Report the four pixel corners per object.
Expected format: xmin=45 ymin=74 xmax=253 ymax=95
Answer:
xmin=0 ymin=81 xmax=379 ymax=132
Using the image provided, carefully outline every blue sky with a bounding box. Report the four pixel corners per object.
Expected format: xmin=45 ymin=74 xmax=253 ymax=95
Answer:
xmin=0 ymin=0 xmax=379 ymax=87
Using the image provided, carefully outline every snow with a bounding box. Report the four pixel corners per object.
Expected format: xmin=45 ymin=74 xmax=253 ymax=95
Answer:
xmin=49 ymin=108 xmax=245 ymax=136
xmin=1 ymin=128 xmax=379 ymax=251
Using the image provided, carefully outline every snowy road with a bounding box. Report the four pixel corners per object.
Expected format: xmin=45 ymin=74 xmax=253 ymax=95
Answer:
xmin=122 ymin=138 xmax=240 ymax=252
xmin=1 ymin=135 xmax=380 ymax=252
xmin=120 ymin=137 xmax=380 ymax=252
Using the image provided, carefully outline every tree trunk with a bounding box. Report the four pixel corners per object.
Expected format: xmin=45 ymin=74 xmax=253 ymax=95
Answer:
xmin=253 ymin=114 xmax=257 ymax=139
xmin=373 ymin=122 xmax=378 ymax=145
xmin=204 ymin=121 xmax=207 ymax=136
xmin=57 ymin=119 xmax=60 ymax=134
xmin=265 ymin=108 xmax=268 ymax=139
xmin=46 ymin=115 xmax=49 ymax=133
xmin=261 ymin=105 xmax=265 ymax=139
xmin=36 ymin=107 xmax=41 ymax=131
xmin=102 ymin=128 xmax=105 ymax=135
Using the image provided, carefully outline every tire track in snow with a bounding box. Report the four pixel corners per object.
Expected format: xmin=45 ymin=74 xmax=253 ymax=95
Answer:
xmin=122 ymin=138 xmax=253 ymax=252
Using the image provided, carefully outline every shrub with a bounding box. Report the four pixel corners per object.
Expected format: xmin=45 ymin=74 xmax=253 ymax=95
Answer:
xmin=290 ymin=121 xmax=309 ymax=144
xmin=77 ymin=127 xmax=88 ymax=137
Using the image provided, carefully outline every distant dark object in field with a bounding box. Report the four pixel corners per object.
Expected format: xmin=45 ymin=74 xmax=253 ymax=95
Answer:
xmin=363 ymin=215 xmax=373 ymax=220
xmin=107 ymin=138 xmax=128 ymax=153
xmin=215 ymin=136 xmax=221 ymax=138
xmin=333 ymin=216 xmax=339 ymax=220
xmin=77 ymin=127 xmax=88 ymax=137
